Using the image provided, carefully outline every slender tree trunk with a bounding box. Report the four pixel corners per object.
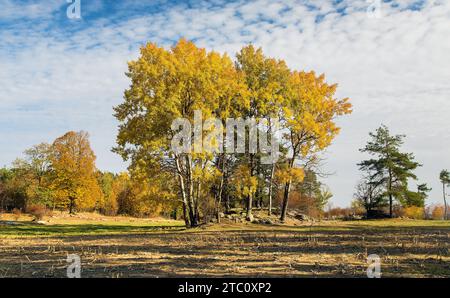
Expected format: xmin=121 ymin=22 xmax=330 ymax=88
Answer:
xmin=216 ymin=156 xmax=226 ymax=223
xmin=255 ymin=188 xmax=260 ymax=209
xmin=246 ymin=193 xmax=253 ymax=219
xmin=388 ymin=169 xmax=393 ymax=218
xmin=195 ymin=180 xmax=201 ymax=223
xmin=215 ymin=187 xmax=222 ymax=223
xmin=256 ymin=156 xmax=262 ymax=209
xmin=175 ymin=156 xmax=190 ymax=227
xmin=172 ymin=208 xmax=177 ymax=220
xmin=366 ymin=190 xmax=372 ymax=218
xmin=216 ymin=203 xmax=221 ymax=223
xmin=185 ymin=156 xmax=197 ymax=227
xmin=246 ymin=154 xmax=255 ymax=219
xmin=182 ymin=201 xmax=189 ymax=227
xmin=69 ymin=197 xmax=75 ymax=215
xmin=280 ymin=154 xmax=295 ymax=222
xmin=280 ymin=180 xmax=291 ymax=222
xmin=443 ymin=183 xmax=448 ymax=220
xmin=187 ymin=185 xmax=196 ymax=226
xmin=389 ymin=194 xmax=393 ymax=218
xmin=268 ymin=164 xmax=275 ymax=216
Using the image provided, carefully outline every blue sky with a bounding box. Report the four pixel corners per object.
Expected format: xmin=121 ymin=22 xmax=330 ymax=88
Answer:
xmin=0 ymin=0 xmax=449 ymax=207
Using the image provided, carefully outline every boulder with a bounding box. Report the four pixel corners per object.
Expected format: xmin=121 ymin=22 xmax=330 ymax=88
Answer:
xmin=343 ymin=214 xmax=363 ymax=221
xmin=294 ymin=213 xmax=311 ymax=221
xmin=264 ymin=219 xmax=274 ymax=225
xmin=2 ymin=221 xmax=19 ymax=226
xmin=287 ymin=211 xmax=298 ymax=217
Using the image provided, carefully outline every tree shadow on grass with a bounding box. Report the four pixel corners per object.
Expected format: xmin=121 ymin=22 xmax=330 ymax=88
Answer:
xmin=0 ymin=221 xmax=185 ymax=237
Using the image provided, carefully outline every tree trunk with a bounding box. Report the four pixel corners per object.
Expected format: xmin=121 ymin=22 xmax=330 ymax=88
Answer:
xmin=69 ymin=197 xmax=75 ymax=215
xmin=246 ymin=194 xmax=253 ymax=219
xmin=280 ymin=154 xmax=295 ymax=222
xmin=172 ymin=208 xmax=177 ymax=220
xmin=182 ymin=201 xmax=190 ymax=227
xmin=443 ymin=183 xmax=448 ymax=220
xmin=280 ymin=180 xmax=291 ymax=222
xmin=388 ymin=169 xmax=393 ymax=218
xmin=185 ymin=156 xmax=198 ymax=227
xmin=187 ymin=189 xmax=197 ymax=226
xmin=216 ymin=208 xmax=221 ymax=223
xmin=268 ymin=164 xmax=275 ymax=216
xmin=175 ymin=156 xmax=190 ymax=227
xmin=256 ymin=156 xmax=262 ymax=209
xmin=215 ymin=188 xmax=222 ymax=223
xmin=255 ymin=188 xmax=260 ymax=209
xmin=194 ymin=181 xmax=201 ymax=224
xmin=389 ymin=194 xmax=393 ymax=218
xmin=247 ymin=154 xmax=255 ymax=217
xmin=216 ymin=155 xmax=226 ymax=223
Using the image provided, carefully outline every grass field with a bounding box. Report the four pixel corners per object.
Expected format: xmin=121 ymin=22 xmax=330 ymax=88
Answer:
xmin=0 ymin=213 xmax=449 ymax=278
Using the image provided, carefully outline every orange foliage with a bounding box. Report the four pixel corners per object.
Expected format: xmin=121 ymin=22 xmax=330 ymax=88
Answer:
xmin=404 ymin=206 xmax=424 ymax=219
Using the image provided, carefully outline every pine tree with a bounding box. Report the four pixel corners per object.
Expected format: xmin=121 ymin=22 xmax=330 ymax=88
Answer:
xmin=439 ymin=170 xmax=449 ymax=220
xmin=358 ymin=125 xmax=421 ymax=217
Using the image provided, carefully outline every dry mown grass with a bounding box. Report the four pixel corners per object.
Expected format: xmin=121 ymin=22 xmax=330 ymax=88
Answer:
xmin=0 ymin=213 xmax=449 ymax=278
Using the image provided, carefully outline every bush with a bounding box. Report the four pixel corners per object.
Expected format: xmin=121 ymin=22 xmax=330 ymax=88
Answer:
xmin=367 ymin=209 xmax=390 ymax=219
xmin=431 ymin=205 xmax=445 ymax=220
xmin=26 ymin=205 xmax=47 ymax=221
xmin=199 ymin=196 xmax=216 ymax=224
xmin=324 ymin=207 xmax=353 ymax=219
xmin=12 ymin=208 xmax=22 ymax=221
xmin=404 ymin=206 xmax=424 ymax=219
xmin=288 ymin=191 xmax=324 ymax=219
xmin=392 ymin=205 xmax=405 ymax=218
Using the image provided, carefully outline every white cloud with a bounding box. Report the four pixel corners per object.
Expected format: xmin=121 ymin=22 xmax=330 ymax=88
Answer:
xmin=0 ymin=0 xmax=63 ymax=21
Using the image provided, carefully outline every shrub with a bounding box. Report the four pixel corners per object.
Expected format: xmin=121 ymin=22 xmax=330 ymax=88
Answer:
xmin=431 ymin=205 xmax=445 ymax=220
xmin=288 ymin=191 xmax=324 ymax=219
xmin=26 ymin=205 xmax=47 ymax=221
xmin=350 ymin=204 xmax=366 ymax=217
xmin=403 ymin=206 xmax=424 ymax=219
xmin=12 ymin=208 xmax=22 ymax=221
xmin=366 ymin=209 xmax=390 ymax=219
xmin=324 ymin=207 xmax=353 ymax=219
xmin=392 ymin=205 xmax=405 ymax=218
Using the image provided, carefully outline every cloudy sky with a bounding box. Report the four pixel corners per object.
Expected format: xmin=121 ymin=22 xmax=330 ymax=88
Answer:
xmin=0 ymin=0 xmax=449 ymax=207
